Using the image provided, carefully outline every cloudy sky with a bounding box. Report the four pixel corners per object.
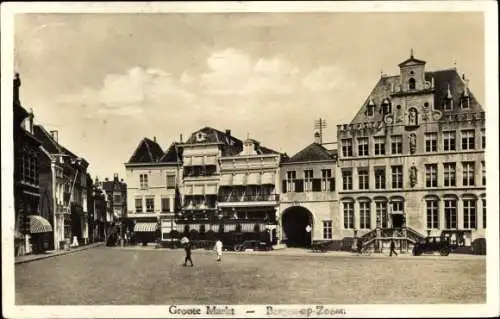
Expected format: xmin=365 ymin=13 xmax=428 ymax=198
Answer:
xmin=14 ymin=11 xmax=484 ymax=180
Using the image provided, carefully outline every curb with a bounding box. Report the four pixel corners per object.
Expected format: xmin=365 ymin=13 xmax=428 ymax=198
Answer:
xmin=15 ymin=243 xmax=104 ymax=265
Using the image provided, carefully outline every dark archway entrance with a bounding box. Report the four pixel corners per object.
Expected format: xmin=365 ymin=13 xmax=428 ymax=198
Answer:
xmin=282 ymin=206 xmax=313 ymax=248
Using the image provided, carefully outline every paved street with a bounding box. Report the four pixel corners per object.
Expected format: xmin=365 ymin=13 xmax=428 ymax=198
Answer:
xmin=15 ymin=246 xmax=485 ymax=305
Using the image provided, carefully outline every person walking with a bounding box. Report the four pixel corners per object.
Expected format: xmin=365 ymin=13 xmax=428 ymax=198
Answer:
xmin=389 ymin=239 xmax=398 ymax=257
xmin=214 ymin=239 xmax=223 ymax=262
xmin=183 ymin=240 xmax=194 ymax=267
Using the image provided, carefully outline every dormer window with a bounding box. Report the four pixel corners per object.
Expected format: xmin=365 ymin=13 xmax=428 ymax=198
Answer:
xmin=444 ymin=98 xmax=453 ymax=111
xmin=381 ymin=99 xmax=391 ymax=115
xmin=367 ymin=105 xmax=374 ymax=116
xmin=409 ymin=78 xmax=416 ymax=90
xmin=461 ymin=96 xmax=470 ymax=109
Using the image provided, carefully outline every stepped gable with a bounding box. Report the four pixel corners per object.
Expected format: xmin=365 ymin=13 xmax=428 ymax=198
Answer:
xmin=285 ymin=142 xmax=335 ymax=163
xmin=127 ymin=137 xmax=165 ymax=163
xmin=350 ymin=68 xmax=483 ymax=125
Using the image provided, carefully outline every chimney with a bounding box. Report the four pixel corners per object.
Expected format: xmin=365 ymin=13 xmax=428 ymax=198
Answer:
xmin=153 ymin=136 xmax=157 ymax=143
xmin=180 ymin=134 xmax=183 ymax=143
xmin=50 ymin=130 xmax=59 ymax=143
xmin=225 ymin=129 xmax=231 ymax=137
xmin=28 ymin=108 xmax=34 ymax=133
xmin=105 ymin=178 xmax=109 ymax=182
xmin=120 ymin=178 xmax=124 ymax=183
xmin=314 ymin=132 xmax=321 ymax=144
xmin=13 ymin=73 xmax=21 ymax=102
xmin=114 ymin=173 xmax=119 ymax=181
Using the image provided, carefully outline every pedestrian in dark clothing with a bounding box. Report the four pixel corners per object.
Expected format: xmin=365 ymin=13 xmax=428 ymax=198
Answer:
xmin=183 ymin=242 xmax=194 ymax=267
xmin=389 ymin=239 xmax=398 ymax=256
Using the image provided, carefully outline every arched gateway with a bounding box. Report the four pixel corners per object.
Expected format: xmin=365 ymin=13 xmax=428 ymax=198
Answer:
xmin=281 ymin=206 xmax=314 ymax=248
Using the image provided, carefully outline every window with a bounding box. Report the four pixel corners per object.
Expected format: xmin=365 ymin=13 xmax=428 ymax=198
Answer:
xmin=166 ymin=174 xmax=176 ymax=189
xmin=409 ymin=78 xmax=416 ymax=90
xmin=443 ymin=163 xmax=456 ymax=187
xmin=146 ymin=198 xmax=155 ymax=213
xmin=321 ymin=169 xmax=334 ymax=191
xmin=482 ymin=199 xmax=486 ymax=228
xmin=376 ymin=201 xmax=388 ymax=228
xmin=161 ymin=197 xmax=170 ymax=212
xmin=139 ymin=174 xmax=149 ymax=190
xmin=135 ymin=198 xmax=143 ymax=213
xmin=374 ymin=136 xmax=386 ymax=155
xmin=462 ymin=162 xmax=475 ymax=186
xmin=342 ymin=170 xmax=353 ymax=190
xmin=358 ymin=168 xmax=369 ymax=190
xmin=342 ymin=139 xmax=353 ymax=157
xmin=323 ymin=220 xmax=332 ymax=239
xmin=357 ymin=137 xmax=369 ymax=156
xmin=286 ymin=171 xmax=296 ymax=192
xmin=304 ymin=170 xmax=313 ymax=192
xmin=463 ymin=199 xmax=477 ymax=229
xmin=444 ymin=199 xmax=457 ymax=229
xmin=426 ymin=200 xmax=439 ymax=229
xmin=461 ymin=95 xmax=470 ymax=109
xmin=391 ymin=166 xmax=403 ymax=189
xmin=481 ymin=129 xmax=485 ymax=149
xmin=367 ymin=104 xmax=375 ymax=117
xmin=443 ymin=131 xmax=456 ymax=151
xmin=482 ymin=161 xmax=486 ymax=185
xmin=391 ymin=135 xmax=402 ymax=154
xmin=382 ymin=100 xmax=391 ymax=114
xmin=461 ymin=130 xmax=475 ymax=150
xmin=392 ymin=201 xmax=404 ymax=214
xmin=444 ymin=97 xmax=453 ymax=110
xmin=359 ymin=201 xmax=371 ymax=229
xmin=425 ymin=164 xmax=438 ymax=187
xmin=425 ymin=133 xmax=437 ymax=152
xmin=343 ymin=202 xmax=354 ymax=229
xmin=375 ymin=168 xmax=386 ymax=189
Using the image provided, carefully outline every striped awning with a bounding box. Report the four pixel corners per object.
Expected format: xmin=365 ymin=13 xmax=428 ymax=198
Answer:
xmin=28 ymin=215 xmax=53 ymax=234
xmin=220 ymin=174 xmax=233 ymax=186
xmin=261 ymin=172 xmax=275 ymax=185
xmin=134 ymin=222 xmax=158 ymax=232
xmin=246 ymin=173 xmax=260 ymax=185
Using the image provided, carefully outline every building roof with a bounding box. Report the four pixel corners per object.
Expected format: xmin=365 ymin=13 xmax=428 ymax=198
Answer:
xmin=350 ymin=68 xmax=483 ymax=124
xmin=159 ymin=142 xmax=181 ymax=163
xmin=243 ymin=138 xmax=280 ymax=155
xmin=284 ymin=142 xmax=336 ymax=163
xmin=127 ymin=137 xmax=165 ymax=163
xmin=184 ymin=127 xmax=243 ymax=156
xmin=34 ymin=125 xmax=65 ymax=155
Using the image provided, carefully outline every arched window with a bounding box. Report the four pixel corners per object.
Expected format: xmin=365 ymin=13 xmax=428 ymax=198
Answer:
xmin=381 ymin=99 xmax=391 ymax=115
xmin=409 ymin=78 xmax=416 ymax=90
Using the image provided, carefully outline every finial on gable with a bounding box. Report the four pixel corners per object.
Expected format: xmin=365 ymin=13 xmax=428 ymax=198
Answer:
xmin=410 ymin=48 xmax=414 ymax=59
xmin=447 ymin=84 xmax=453 ymax=99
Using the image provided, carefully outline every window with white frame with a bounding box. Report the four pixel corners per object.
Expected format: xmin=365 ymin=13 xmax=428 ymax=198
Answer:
xmin=375 ymin=168 xmax=386 ymax=189
xmin=286 ymin=171 xmax=296 ymax=192
xmin=462 ymin=162 xmax=475 ymax=186
xmin=146 ymin=198 xmax=155 ymax=213
xmin=374 ymin=136 xmax=386 ymax=155
xmin=358 ymin=168 xmax=369 ymax=190
xmin=425 ymin=132 xmax=438 ymax=152
xmin=342 ymin=170 xmax=353 ymax=190
xmin=135 ymin=198 xmax=143 ymax=213
xmin=343 ymin=202 xmax=354 ymax=229
xmin=443 ymin=131 xmax=456 ymax=151
xmin=391 ymin=166 xmax=403 ymax=189
xmin=323 ymin=220 xmax=332 ymax=239
xmin=443 ymin=163 xmax=456 ymax=187
xmin=425 ymin=164 xmax=438 ymax=187
xmin=463 ymin=199 xmax=477 ymax=229
xmin=166 ymin=174 xmax=176 ymax=189
xmin=391 ymin=135 xmax=403 ymax=154
xmin=304 ymin=169 xmax=313 ymax=192
xmin=357 ymin=137 xmax=369 ymax=156
xmin=359 ymin=201 xmax=371 ymax=229
xmin=392 ymin=200 xmax=404 ymax=214
xmin=375 ymin=201 xmax=388 ymax=228
xmin=426 ymin=199 xmax=439 ymax=229
xmin=321 ymin=169 xmax=333 ymax=191
xmin=139 ymin=174 xmax=149 ymax=190
xmin=444 ymin=199 xmax=457 ymax=229
xmin=461 ymin=130 xmax=475 ymax=150
xmin=342 ymin=139 xmax=353 ymax=157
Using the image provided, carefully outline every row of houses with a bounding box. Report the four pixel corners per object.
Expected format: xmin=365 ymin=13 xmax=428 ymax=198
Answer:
xmin=13 ymin=73 xmax=127 ymax=256
xmin=123 ymin=53 xmax=486 ymax=252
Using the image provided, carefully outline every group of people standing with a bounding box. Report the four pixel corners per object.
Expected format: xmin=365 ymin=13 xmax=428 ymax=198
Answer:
xmin=182 ymin=237 xmax=223 ymax=267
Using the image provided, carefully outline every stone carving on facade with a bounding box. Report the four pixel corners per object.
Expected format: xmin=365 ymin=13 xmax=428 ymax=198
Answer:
xmin=431 ymin=110 xmax=443 ymax=121
xmin=408 ymin=108 xmax=418 ymax=126
xmin=384 ymin=114 xmax=394 ymax=125
xmin=409 ymin=133 xmax=417 ymax=154
xmin=410 ymin=166 xmax=418 ymax=187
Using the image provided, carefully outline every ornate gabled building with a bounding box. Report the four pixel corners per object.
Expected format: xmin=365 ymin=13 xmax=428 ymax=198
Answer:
xmin=336 ymin=52 xmax=486 ymax=252
xmin=279 ymin=133 xmax=338 ymax=248
xmin=125 ymin=137 xmax=181 ymax=244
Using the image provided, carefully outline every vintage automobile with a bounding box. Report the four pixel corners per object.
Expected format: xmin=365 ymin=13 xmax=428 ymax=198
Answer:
xmin=412 ymin=236 xmax=451 ymax=256
xmin=234 ymin=240 xmax=272 ymax=252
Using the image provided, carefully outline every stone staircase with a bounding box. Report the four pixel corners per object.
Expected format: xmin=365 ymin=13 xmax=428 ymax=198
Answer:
xmin=359 ymin=227 xmax=425 ymax=254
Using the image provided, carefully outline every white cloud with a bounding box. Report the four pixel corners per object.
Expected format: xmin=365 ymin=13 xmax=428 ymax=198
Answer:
xmin=302 ymin=65 xmax=353 ymax=91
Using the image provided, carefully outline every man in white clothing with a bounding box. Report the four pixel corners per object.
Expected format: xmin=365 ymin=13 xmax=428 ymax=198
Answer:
xmin=214 ymin=239 xmax=223 ymax=262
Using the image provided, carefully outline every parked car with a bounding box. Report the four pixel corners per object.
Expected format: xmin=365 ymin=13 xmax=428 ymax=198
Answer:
xmin=234 ymin=240 xmax=272 ymax=252
xmin=412 ymin=236 xmax=451 ymax=256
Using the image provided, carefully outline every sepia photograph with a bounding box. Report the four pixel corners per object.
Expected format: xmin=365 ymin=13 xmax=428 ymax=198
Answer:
xmin=2 ymin=1 xmax=499 ymax=318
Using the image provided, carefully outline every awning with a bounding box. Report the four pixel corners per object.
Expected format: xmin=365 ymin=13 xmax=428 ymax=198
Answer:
xmin=232 ymin=174 xmax=246 ymax=185
xmin=220 ymin=174 xmax=233 ymax=186
xmin=192 ymin=156 xmax=203 ymax=166
xmin=28 ymin=215 xmax=53 ymax=234
xmin=261 ymin=172 xmax=275 ymax=185
xmin=246 ymin=173 xmax=260 ymax=185
xmin=134 ymin=222 xmax=157 ymax=232
xmin=204 ymin=155 xmax=217 ymax=165
xmin=205 ymin=184 xmax=218 ymax=195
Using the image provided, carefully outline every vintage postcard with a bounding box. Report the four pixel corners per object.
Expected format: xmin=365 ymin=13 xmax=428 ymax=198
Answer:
xmin=1 ymin=1 xmax=499 ymax=318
